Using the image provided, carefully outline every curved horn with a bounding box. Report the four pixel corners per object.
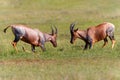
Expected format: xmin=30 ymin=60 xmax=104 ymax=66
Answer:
xmin=70 ymin=23 xmax=75 ymax=33
xmin=51 ymin=26 xmax=54 ymax=35
xmin=54 ymin=25 xmax=57 ymax=34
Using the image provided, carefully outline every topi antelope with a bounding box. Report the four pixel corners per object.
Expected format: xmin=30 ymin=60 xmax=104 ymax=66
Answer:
xmin=4 ymin=24 xmax=57 ymax=52
xmin=70 ymin=22 xmax=116 ymax=50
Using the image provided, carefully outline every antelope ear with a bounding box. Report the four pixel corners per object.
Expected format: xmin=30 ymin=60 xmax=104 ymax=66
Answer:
xmin=74 ymin=28 xmax=78 ymax=32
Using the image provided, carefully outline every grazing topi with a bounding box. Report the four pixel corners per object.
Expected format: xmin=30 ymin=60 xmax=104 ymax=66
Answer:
xmin=4 ymin=24 xmax=58 ymax=52
xmin=70 ymin=22 xmax=116 ymax=49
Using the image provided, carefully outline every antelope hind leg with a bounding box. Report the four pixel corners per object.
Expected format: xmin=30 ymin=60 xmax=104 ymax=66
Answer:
xmin=11 ymin=42 xmax=18 ymax=53
xmin=112 ymin=40 xmax=116 ymax=49
xmin=102 ymin=38 xmax=108 ymax=48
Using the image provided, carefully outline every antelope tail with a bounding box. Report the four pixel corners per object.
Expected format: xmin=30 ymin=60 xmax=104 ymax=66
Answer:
xmin=3 ymin=25 xmax=11 ymax=33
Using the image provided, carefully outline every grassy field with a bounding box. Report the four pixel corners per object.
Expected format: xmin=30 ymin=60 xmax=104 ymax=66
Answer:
xmin=0 ymin=0 xmax=120 ymax=80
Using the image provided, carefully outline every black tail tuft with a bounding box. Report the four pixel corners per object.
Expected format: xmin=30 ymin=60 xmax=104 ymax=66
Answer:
xmin=3 ymin=26 xmax=11 ymax=33
xmin=3 ymin=28 xmax=7 ymax=33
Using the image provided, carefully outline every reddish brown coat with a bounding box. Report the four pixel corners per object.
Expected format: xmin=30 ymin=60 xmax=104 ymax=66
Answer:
xmin=70 ymin=22 xmax=115 ymax=49
xmin=4 ymin=24 xmax=57 ymax=52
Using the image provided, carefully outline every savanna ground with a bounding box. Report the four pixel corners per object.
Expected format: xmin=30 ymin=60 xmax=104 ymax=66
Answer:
xmin=0 ymin=0 xmax=120 ymax=80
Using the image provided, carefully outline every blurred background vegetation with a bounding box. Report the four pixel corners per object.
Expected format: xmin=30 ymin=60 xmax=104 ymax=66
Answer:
xmin=0 ymin=0 xmax=120 ymax=80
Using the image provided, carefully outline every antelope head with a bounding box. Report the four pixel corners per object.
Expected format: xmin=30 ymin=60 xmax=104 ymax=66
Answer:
xmin=70 ymin=23 xmax=79 ymax=44
xmin=49 ymin=26 xmax=58 ymax=47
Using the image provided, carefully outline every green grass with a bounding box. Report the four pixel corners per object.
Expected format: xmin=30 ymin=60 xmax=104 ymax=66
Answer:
xmin=0 ymin=58 xmax=120 ymax=80
xmin=0 ymin=0 xmax=120 ymax=80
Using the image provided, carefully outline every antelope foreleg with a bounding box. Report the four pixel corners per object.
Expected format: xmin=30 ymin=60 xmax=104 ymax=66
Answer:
xmin=40 ymin=40 xmax=46 ymax=51
xmin=40 ymin=45 xmax=46 ymax=51
xmin=84 ymin=42 xmax=89 ymax=50
xmin=87 ymin=35 xmax=93 ymax=49
xmin=31 ymin=45 xmax=35 ymax=52
xmin=89 ymin=42 xmax=93 ymax=49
